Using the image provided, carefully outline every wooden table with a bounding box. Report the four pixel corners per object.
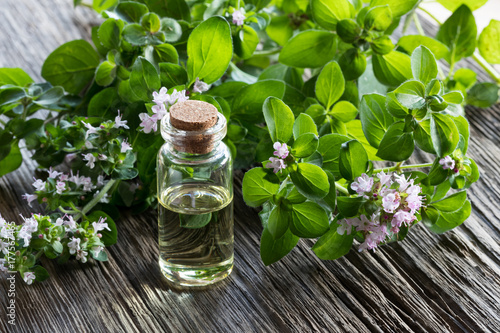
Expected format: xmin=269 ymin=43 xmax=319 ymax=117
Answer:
xmin=1 ymin=1 xmax=499 ymax=332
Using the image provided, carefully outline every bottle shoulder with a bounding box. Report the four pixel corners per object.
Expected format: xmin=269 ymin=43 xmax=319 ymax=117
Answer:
xmin=159 ymin=142 xmax=232 ymax=167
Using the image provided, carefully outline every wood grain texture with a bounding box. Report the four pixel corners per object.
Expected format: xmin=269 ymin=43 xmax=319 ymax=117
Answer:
xmin=1 ymin=2 xmax=500 ymax=332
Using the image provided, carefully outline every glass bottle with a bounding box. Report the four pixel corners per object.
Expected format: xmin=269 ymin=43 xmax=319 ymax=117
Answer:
xmin=157 ymin=100 xmax=233 ymax=286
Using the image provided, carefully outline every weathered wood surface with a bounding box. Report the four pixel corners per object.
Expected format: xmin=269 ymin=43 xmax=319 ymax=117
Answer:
xmin=1 ymin=1 xmax=500 ymax=332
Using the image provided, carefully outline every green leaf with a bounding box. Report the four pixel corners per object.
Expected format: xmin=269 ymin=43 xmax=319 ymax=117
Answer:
xmin=122 ymin=24 xmax=164 ymax=46
xmin=141 ymin=13 xmax=161 ymax=33
xmin=0 ymin=141 xmax=22 ymax=177
xmin=180 ymin=213 xmax=212 ymax=229
xmin=329 ymin=101 xmax=358 ymax=123
xmin=232 ymin=80 xmax=286 ymax=123
xmin=0 ymin=68 xmax=33 ymax=86
xmin=160 ymin=18 xmax=183 ymax=43
xmin=427 ymin=199 xmax=471 ymax=233
xmin=93 ymin=0 xmax=117 ymax=12
xmin=466 ymin=82 xmax=499 ymax=107
xmin=318 ymin=134 xmax=351 ymax=177
xmin=364 ymin=5 xmax=392 ymax=31
xmin=33 ymin=86 xmax=65 ymax=106
xmin=436 ymin=5 xmax=477 ymax=63
xmin=339 ymin=139 xmax=368 ymax=181
xmin=290 ymin=202 xmax=329 ymax=238
xmin=113 ymin=167 xmax=139 ymax=180
xmin=315 ymin=61 xmax=345 ymax=110
xmin=130 ymin=57 xmax=160 ymax=101
xmin=263 ymin=97 xmax=294 ymax=143
xmin=442 ymin=91 xmax=464 ymax=104
xmin=452 ymin=115 xmax=469 ymax=153
xmin=337 ymin=196 xmax=367 ymax=217
xmin=312 ymin=224 xmax=353 ymax=260
xmin=98 ymin=18 xmax=124 ymax=50
xmin=267 ymin=205 xmax=291 ymax=239
xmin=414 ymin=119 xmax=436 ymax=154
xmin=424 ymin=158 xmax=449 ymax=186
xmin=398 ymin=35 xmax=449 ymax=60
xmin=0 ymin=87 xmax=25 ymax=107
xmin=338 ymin=48 xmax=367 ymax=80
xmin=431 ymin=191 xmax=467 ymax=211
xmin=115 ymin=1 xmax=149 ymax=22
xmin=376 ymin=122 xmax=414 ymax=161
xmin=345 ymin=120 xmax=382 ymax=161
xmin=260 ymin=228 xmax=299 ymax=266
xmin=279 ymin=30 xmax=338 ymax=68
xmin=234 ymin=26 xmax=259 ymax=60
xmin=292 ymin=133 xmax=319 ymax=158
xmin=386 ymin=91 xmax=409 ymax=118
xmin=478 ymin=19 xmax=500 ymax=64
xmin=87 ymin=211 xmax=117 ymax=246
xmin=437 ymin=0 xmax=487 ymax=11
xmin=266 ymin=15 xmax=293 ymax=46
xmin=95 ymin=61 xmax=117 ymax=86
xmin=187 ymin=16 xmax=232 ymax=85
xmin=430 ymin=113 xmax=460 ymax=157
xmin=370 ymin=0 xmax=418 ymax=17
xmin=311 ymin=0 xmax=353 ymax=30
xmin=143 ymin=0 xmax=191 ymax=22
xmin=145 ymin=44 xmax=179 ymax=68
xmin=290 ymin=163 xmax=330 ymax=200
xmin=293 ymin=114 xmax=318 ymax=139
xmin=159 ymin=63 xmax=188 ymax=88
xmin=242 ymin=167 xmax=280 ymax=207
xmin=411 ymin=45 xmax=437 ymax=85
xmin=372 ymin=51 xmax=412 ymax=86
xmin=33 ymin=266 xmax=50 ymax=282
xmin=88 ymin=87 xmax=119 ymax=118
xmin=359 ymin=93 xmax=395 ymax=148
xmin=394 ymin=80 xmax=426 ymax=109
xmin=41 ymin=40 xmax=100 ymax=94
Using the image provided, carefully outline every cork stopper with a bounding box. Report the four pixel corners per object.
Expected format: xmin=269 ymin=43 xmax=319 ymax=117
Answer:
xmin=170 ymin=100 xmax=218 ymax=131
xmin=166 ymin=100 xmax=222 ymax=154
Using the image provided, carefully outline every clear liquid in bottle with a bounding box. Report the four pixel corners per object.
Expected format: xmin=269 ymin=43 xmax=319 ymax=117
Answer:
xmin=158 ymin=183 xmax=234 ymax=286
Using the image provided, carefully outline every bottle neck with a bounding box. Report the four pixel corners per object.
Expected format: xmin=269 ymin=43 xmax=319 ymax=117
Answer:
xmin=160 ymin=112 xmax=227 ymax=155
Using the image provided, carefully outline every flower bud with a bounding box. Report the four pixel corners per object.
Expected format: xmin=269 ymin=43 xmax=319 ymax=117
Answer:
xmin=57 ymin=237 xmax=61 ymax=241
xmin=80 ymin=196 xmax=85 ymax=201
xmin=364 ymin=5 xmax=393 ymax=32
xmin=72 ymin=121 xmax=77 ymax=125
xmin=45 ymin=228 xmax=49 ymax=232
xmin=15 ymin=251 xmax=20 ymax=256
xmin=42 ymin=197 xmax=48 ymax=202
xmin=23 ymin=256 xmax=27 ymax=261
xmin=38 ymin=234 xmax=43 ymax=239
xmin=97 ymin=233 xmax=102 ymax=238
xmin=370 ymin=35 xmax=394 ymax=55
xmin=339 ymin=48 xmax=367 ymax=80
xmin=337 ymin=19 xmax=362 ymax=44
xmin=100 ymin=125 xmax=105 ymax=129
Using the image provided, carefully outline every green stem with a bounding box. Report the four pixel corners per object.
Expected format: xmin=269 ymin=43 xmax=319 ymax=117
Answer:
xmin=413 ymin=12 xmax=425 ymax=36
xmin=418 ymin=6 xmax=441 ymax=25
xmin=335 ymin=182 xmax=349 ymax=195
xmin=74 ymin=179 xmax=117 ymax=221
xmin=253 ymin=48 xmax=281 ymax=57
xmin=34 ymin=250 xmax=44 ymax=261
xmin=58 ymin=206 xmax=79 ymax=215
xmin=472 ymin=53 xmax=500 ymax=84
xmin=373 ymin=162 xmax=433 ymax=173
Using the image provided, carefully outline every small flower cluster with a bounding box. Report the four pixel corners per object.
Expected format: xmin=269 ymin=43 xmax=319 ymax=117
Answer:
xmin=22 ymin=168 xmax=107 ymax=209
xmin=232 ymin=10 xmax=245 ymax=26
xmin=0 ymin=213 xmax=111 ymax=284
xmin=337 ymin=171 xmax=424 ymax=252
xmin=266 ymin=142 xmax=289 ymax=173
xmin=139 ymin=87 xmax=189 ymax=133
xmin=79 ymin=114 xmax=133 ymax=171
xmin=439 ymin=155 xmax=459 ymax=173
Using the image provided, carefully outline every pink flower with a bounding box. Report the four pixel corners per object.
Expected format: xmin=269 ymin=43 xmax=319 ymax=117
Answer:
xmin=82 ymin=153 xmax=96 ymax=169
xmin=139 ymin=113 xmax=158 ymax=133
xmin=64 ymin=216 xmax=78 ymax=232
xmin=267 ymin=157 xmax=286 ymax=173
xmin=152 ymin=87 xmax=169 ymax=105
xmin=68 ymin=237 xmax=81 ymax=254
xmin=193 ymin=77 xmax=210 ymax=93
xmin=382 ymin=192 xmax=400 ymax=213
xmin=439 ymin=156 xmax=455 ymax=170
xmin=232 ymin=10 xmax=245 ymax=26
xmin=392 ymin=210 xmax=414 ymax=228
xmin=56 ymin=181 xmax=66 ymax=195
xmin=377 ymin=171 xmax=392 ymax=187
xmin=82 ymin=121 xmax=98 ymax=139
xmin=114 ymin=110 xmax=129 ymax=129
xmin=273 ymin=142 xmax=289 ymax=159
xmin=394 ymin=174 xmax=413 ymax=192
xmin=351 ymin=173 xmax=373 ymax=195
xmin=47 ymin=167 xmax=62 ymax=179
xmin=121 ymin=139 xmax=133 ymax=153
xmin=152 ymin=103 xmax=167 ymax=120
xmin=170 ymin=89 xmax=189 ymax=105
xmin=92 ymin=217 xmax=111 ymax=233
xmin=23 ymin=272 xmax=36 ymax=285
xmin=22 ymin=193 xmax=37 ymax=207
xmin=32 ymin=178 xmax=46 ymax=191
xmin=337 ymin=219 xmax=351 ymax=235
xmin=98 ymin=154 xmax=108 ymax=161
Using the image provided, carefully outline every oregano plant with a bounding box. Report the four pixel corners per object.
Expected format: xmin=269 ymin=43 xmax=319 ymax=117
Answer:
xmin=0 ymin=0 xmax=496 ymax=279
